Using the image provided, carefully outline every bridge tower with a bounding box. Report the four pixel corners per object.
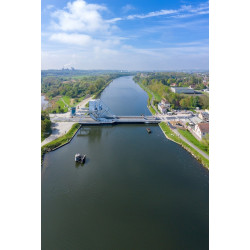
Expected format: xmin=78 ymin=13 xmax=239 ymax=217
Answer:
xmin=88 ymin=99 xmax=116 ymax=121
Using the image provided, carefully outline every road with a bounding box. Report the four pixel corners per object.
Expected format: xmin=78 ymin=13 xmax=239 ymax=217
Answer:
xmin=167 ymin=122 xmax=209 ymax=160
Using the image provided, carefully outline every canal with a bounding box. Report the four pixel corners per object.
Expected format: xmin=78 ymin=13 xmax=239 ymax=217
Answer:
xmin=42 ymin=76 xmax=209 ymax=250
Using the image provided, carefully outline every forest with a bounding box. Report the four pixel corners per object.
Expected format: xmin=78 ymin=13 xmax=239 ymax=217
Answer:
xmin=134 ymin=72 xmax=209 ymax=110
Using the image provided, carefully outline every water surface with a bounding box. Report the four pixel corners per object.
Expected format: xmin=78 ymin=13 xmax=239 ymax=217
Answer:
xmin=42 ymin=76 xmax=209 ymax=250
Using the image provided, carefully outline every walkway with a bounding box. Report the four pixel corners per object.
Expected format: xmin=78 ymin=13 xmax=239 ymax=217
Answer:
xmin=146 ymin=88 xmax=159 ymax=115
xmin=167 ymin=122 xmax=209 ymax=160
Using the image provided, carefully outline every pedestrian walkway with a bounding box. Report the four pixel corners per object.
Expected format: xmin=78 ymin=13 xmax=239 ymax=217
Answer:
xmin=170 ymin=126 xmax=209 ymax=160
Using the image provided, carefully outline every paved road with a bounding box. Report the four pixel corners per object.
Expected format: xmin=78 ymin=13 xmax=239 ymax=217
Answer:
xmin=167 ymin=122 xmax=209 ymax=160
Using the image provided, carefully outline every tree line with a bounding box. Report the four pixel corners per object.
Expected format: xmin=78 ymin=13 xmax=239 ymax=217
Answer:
xmin=134 ymin=73 xmax=209 ymax=110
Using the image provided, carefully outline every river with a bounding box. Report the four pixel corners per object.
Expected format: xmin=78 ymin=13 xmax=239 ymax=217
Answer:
xmin=41 ymin=95 xmax=50 ymax=110
xmin=42 ymin=76 xmax=209 ymax=250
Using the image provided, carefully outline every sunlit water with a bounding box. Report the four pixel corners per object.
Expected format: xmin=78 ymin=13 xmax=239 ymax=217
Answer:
xmin=42 ymin=76 xmax=209 ymax=250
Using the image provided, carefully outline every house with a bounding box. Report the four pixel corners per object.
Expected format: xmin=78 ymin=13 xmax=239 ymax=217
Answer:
xmin=158 ymin=99 xmax=171 ymax=114
xmin=171 ymin=87 xmax=195 ymax=94
xmin=194 ymin=123 xmax=209 ymax=140
xmin=198 ymin=112 xmax=209 ymax=122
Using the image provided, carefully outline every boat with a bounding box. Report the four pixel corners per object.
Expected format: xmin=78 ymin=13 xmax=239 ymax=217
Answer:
xmin=146 ymin=128 xmax=151 ymax=133
xmin=75 ymin=153 xmax=86 ymax=164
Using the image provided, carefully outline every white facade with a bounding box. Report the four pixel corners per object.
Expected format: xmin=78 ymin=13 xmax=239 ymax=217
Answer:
xmin=158 ymin=99 xmax=171 ymax=114
xmin=194 ymin=123 xmax=209 ymax=140
xmin=171 ymin=87 xmax=195 ymax=94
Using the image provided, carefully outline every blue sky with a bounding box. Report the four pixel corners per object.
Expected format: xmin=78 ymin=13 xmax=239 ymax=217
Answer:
xmin=41 ymin=0 xmax=208 ymax=70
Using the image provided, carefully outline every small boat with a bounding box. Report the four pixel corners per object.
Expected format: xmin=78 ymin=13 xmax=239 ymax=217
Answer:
xmin=75 ymin=153 xmax=86 ymax=164
xmin=146 ymin=128 xmax=151 ymax=133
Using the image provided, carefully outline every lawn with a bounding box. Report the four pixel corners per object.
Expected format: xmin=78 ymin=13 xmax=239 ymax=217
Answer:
xmin=160 ymin=122 xmax=209 ymax=168
xmin=178 ymin=129 xmax=209 ymax=154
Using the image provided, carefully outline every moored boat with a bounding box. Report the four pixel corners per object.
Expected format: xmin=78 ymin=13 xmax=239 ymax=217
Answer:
xmin=75 ymin=153 xmax=86 ymax=164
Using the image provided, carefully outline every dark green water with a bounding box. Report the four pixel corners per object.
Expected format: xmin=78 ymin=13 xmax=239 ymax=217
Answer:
xmin=42 ymin=76 xmax=209 ymax=250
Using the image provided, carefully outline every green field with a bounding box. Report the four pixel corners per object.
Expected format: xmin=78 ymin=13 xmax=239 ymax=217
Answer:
xmin=178 ymin=129 xmax=209 ymax=154
xmin=159 ymin=122 xmax=209 ymax=169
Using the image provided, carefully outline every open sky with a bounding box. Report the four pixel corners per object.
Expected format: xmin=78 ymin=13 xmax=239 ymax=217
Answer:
xmin=41 ymin=0 xmax=209 ymax=70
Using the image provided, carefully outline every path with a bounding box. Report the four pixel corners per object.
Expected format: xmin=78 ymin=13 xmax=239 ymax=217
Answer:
xmin=146 ymin=88 xmax=159 ymax=115
xmin=167 ymin=122 xmax=209 ymax=160
xmin=41 ymin=96 xmax=94 ymax=147
xmin=41 ymin=122 xmax=76 ymax=146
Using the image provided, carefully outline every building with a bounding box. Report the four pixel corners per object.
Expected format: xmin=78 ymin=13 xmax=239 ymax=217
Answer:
xmin=198 ymin=112 xmax=209 ymax=122
xmin=194 ymin=122 xmax=209 ymax=140
xmin=158 ymin=99 xmax=171 ymax=114
xmin=171 ymin=87 xmax=195 ymax=94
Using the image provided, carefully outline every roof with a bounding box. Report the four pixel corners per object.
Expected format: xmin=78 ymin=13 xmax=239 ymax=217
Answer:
xmin=197 ymin=123 xmax=209 ymax=133
xmin=161 ymin=99 xmax=170 ymax=104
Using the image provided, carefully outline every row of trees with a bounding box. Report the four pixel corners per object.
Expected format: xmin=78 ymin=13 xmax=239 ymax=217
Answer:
xmin=41 ymin=74 xmax=125 ymax=100
xmin=41 ymin=111 xmax=52 ymax=140
xmin=134 ymin=72 xmax=208 ymax=89
xmin=134 ymin=74 xmax=209 ymax=110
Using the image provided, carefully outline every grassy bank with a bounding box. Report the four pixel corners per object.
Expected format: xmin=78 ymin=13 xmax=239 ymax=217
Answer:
xmin=137 ymin=81 xmax=157 ymax=115
xmin=94 ymin=80 xmax=113 ymax=99
xmin=41 ymin=123 xmax=81 ymax=162
xmin=178 ymin=129 xmax=209 ymax=154
xmin=159 ymin=122 xmax=209 ymax=169
xmin=41 ymin=132 xmax=51 ymax=142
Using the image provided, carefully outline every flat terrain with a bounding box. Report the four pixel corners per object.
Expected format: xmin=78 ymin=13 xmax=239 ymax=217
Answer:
xmin=41 ymin=96 xmax=94 ymax=146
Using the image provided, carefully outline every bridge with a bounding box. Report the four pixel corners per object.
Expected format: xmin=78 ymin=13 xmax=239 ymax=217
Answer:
xmin=49 ymin=99 xmax=194 ymax=125
xmin=50 ymin=99 xmax=160 ymax=125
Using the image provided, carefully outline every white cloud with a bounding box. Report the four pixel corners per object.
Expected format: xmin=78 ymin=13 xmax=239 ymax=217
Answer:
xmin=127 ymin=9 xmax=178 ymax=20
xmin=51 ymin=0 xmax=111 ymax=33
xmin=46 ymin=5 xmax=54 ymax=10
xmin=122 ymin=4 xmax=136 ymax=13
xmin=49 ymin=32 xmax=121 ymax=49
xmin=50 ymin=33 xmax=92 ymax=45
xmin=107 ymin=1 xmax=209 ymax=23
xmin=42 ymin=44 xmax=208 ymax=71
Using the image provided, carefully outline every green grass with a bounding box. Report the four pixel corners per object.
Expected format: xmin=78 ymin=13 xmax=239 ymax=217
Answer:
xmin=159 ymin=122 xmax=209 ymax=169
xmin=153 ymin=92 xmax=162 ymax=102
xmin=41 ymin=132 xmax=51 ymax=142
xmin=137 ymin=82 xmax=157 ymax=115
xmin=41 ymin=123 xmax=81 ymax=162
xmin=56 ymin=98 xmax=69 ymax=112
xmin=62 ymin=96 xmax=71 ymax=106
xmin=178 ymin=129 xmax=209 ymax=154
xmin=149 ymin=106 xmax=156 ymax=115
xmin=73 ymin=96 xmax=85 ymax=107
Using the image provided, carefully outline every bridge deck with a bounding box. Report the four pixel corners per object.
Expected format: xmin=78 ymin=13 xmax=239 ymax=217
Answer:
xmin=50 ymin=115 xmax=160 ymax=125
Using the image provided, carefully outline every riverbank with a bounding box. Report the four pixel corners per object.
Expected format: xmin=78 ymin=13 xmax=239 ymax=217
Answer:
xmin=41 ymin=123 xmax=81 ymax=163
xmin=159 ymin=122 xmax=209 ymax=169
xmin=135 ymin=81 xmax=157 ymax=115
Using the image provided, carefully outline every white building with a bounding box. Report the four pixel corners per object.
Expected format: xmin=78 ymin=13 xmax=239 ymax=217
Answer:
xmin=171 ymin=87 xmax=195 ymax=94
xmin=158 ymin=99 xmax=171 ymax=114
xmin=194 ymin=123 xmax=209 ymax=140
xmin=198 ymin=112 xmax=209 ymax=122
